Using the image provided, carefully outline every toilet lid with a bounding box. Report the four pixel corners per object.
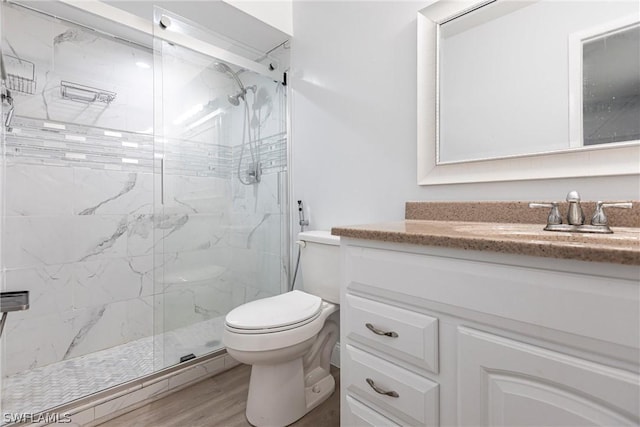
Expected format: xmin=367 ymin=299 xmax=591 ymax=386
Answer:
xmin=225 ymin=290 xmax=322 ymax=330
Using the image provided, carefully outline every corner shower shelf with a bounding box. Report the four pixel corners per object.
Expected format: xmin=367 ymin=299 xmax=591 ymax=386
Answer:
xmin=5 ymin=55 xmax=37 ymax=95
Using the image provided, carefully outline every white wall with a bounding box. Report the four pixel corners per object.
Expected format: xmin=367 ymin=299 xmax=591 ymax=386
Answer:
xmin=290 ymin=1 xmax=640 ymax=232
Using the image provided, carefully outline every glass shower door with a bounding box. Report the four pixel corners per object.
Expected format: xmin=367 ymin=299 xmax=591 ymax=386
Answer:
xmin=0 ymin=4 xmax=288 ymax=420
xmin=152 ymin=9 xmax=288 ymax=370
xmin=0 ymin=2 xmax=155 ymax=421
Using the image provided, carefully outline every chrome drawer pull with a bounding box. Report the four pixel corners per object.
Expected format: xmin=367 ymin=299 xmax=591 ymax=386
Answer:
xmin=366 ymin=378 xmax=399 ymax=398
xmin=365 ymin=323 xmax=398 ymax=338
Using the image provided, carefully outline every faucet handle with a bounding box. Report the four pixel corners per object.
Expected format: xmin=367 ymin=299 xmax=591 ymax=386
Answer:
xmin=529 ymin=202 xmax=562 ymax=225
xmin=591 ymin=201 xmax=633 ymax=226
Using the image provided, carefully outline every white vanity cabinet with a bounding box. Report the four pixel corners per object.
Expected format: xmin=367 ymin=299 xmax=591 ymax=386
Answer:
xmin=339 ymin=238 xmax=640 ymax=426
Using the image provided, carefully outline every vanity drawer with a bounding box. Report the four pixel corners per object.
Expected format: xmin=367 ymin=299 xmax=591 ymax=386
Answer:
xmin=345 ymin=293 xmax=439 ymax=373
xmin=345 ymin=396 xmax=401 ymax=427
xmin=344 ymin=344 xmax=439 ymax=426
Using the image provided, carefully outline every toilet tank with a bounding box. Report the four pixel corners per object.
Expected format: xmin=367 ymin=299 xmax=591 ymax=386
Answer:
xmin=298 ymin=230 xmax=340 ymax=304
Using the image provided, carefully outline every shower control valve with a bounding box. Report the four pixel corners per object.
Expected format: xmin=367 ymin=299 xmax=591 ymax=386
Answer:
xmin=245 ymin=162 xmax=262 ymax=184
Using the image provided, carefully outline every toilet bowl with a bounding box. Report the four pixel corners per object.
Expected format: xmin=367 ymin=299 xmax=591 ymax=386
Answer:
xmin=223 ymin=231 xmax=340 ymax=426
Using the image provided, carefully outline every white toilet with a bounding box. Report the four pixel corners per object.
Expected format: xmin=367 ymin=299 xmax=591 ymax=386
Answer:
xmin=223 ymin=231 xmax=340 ymax=426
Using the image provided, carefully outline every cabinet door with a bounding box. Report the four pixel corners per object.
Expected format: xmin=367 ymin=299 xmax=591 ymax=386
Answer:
xmin=458 ymin=327 xmax=640 ymax=426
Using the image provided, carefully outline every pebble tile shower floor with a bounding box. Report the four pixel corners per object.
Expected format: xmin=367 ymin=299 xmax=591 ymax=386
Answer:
xmin=2 ymin=317 xmax=225 ymax=423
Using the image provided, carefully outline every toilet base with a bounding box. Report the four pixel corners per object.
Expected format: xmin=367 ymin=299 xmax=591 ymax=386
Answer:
xmin=246 ymin=359 xmax=335 ymax=426
xmin=304 ymin=368 xmax=335 ymax=414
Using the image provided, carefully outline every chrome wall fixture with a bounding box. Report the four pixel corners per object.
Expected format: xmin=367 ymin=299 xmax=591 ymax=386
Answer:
xmin=0 ymin=291 xmax=30 ymax=338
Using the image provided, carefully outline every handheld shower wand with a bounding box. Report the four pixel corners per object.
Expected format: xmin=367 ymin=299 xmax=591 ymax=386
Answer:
xmin=4 ymin=95 xmax=14 ymax=132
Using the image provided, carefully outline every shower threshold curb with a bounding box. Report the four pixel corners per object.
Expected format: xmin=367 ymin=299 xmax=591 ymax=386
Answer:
xmin=8 ymin=350 xmax=240 ymax=427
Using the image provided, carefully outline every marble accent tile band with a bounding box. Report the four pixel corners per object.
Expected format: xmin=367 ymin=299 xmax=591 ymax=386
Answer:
xmin=6 ymin=116 xmax=287 ymax=178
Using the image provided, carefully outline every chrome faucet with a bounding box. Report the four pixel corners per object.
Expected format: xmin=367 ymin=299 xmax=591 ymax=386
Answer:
xmin=530 ymin=191 xmax=632 ymax=234
xmin=566 ymin=190 xmax=585 ymax=225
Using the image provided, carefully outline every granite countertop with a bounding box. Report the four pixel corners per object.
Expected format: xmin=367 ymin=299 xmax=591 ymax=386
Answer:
xmin=331 ymin=219 xmax=640 ymax=266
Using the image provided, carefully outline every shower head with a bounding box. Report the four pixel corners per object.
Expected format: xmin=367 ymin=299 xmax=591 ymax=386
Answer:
xmin=213 ymin=62 xmax=233 ymax=74
xmin=228 ymin=92 xmax=241 ymax=106
xmin=213 ymin=62 xmax=243 ymax=88
xmin=226 ymin=85 xmax=256 ymax=106
xmin=213 ymin=61 xmax=249 ymax=106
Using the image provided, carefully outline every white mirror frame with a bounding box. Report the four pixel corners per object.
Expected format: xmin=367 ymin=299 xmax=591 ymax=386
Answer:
xmin=417 ymin=0 xmax=640 ymax=186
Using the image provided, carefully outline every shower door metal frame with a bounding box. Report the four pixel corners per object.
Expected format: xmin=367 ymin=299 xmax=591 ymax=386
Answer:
xmin=54 ymin=0 xmax=282 ymax=83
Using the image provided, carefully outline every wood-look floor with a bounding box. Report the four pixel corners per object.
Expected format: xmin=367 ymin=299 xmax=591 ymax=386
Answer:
xmin=99 ymin=365 xmax=340 ymax=427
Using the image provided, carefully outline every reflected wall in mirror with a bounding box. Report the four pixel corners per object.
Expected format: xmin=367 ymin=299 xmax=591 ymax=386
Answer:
xmin=579 ymin=24 xmax=639 ymax=147
xmin=417 ymin=0 xmax=640 ymax=185
xmin=439 ymin=0 xmax=639 ymax=163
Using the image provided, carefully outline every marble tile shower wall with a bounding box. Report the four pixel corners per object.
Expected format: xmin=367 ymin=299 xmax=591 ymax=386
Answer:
xmin=1 ymin=3 xmax=287 ymax=378
xmin=4 ymin=162 xmax=152 ymax=376
xmin=2 ymin=139 xmax=289 ymax=376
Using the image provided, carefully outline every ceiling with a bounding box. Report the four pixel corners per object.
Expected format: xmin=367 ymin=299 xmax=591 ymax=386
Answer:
xmin=17 ymin=0 xmax=289 ymax=61
xmin=104 ymin=0 xmax=289 ymax=60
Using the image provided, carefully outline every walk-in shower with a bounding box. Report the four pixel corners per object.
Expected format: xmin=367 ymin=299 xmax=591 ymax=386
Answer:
xmin=0 ymin=2 xmax=288 ymax=421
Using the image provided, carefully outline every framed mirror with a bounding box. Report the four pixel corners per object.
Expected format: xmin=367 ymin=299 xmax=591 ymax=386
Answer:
xmin=417 ymin=0 xmax=640 ymax=185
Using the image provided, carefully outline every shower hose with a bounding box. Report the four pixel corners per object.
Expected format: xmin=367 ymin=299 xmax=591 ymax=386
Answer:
xmin=289 ymin=200 xmax=308 ymax=292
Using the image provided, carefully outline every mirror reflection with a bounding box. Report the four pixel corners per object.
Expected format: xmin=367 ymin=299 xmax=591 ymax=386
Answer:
xmin=438 ymin=0 xmax=639 ymax=164
xmin=583 ymin=25 xmax=639 ymax=146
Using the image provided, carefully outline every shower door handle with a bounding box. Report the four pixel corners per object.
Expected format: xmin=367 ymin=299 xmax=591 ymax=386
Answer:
xmin=277 ymin=171 xmax=283 ymax=205
xmin=160 ymin=158 xmax=165 ymax=205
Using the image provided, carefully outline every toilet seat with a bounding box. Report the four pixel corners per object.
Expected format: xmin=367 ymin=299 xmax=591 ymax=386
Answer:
xmin=225 ymin=290 xmax=322 ymax=334
xmin=224 ymin=298 xmax=338 ymax=352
